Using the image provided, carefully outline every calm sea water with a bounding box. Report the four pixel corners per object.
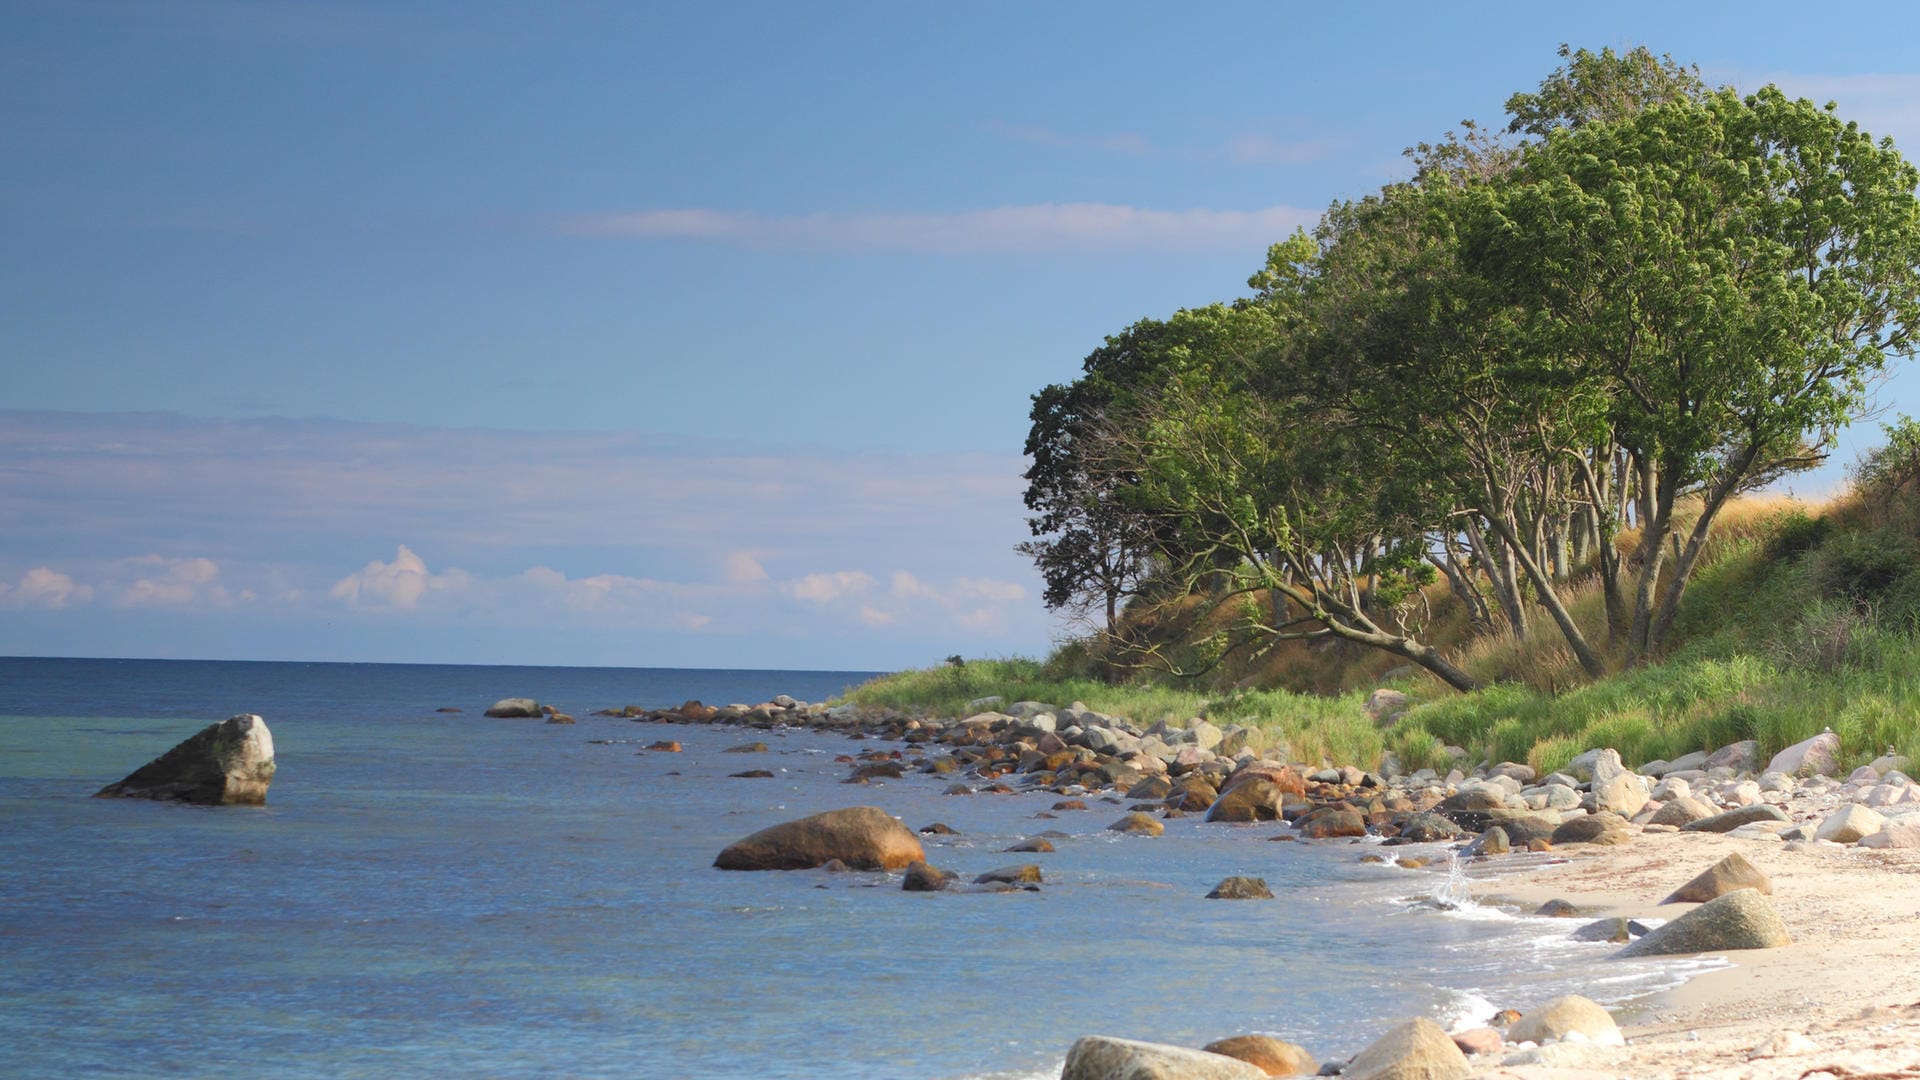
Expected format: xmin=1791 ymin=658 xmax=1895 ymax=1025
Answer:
xmin=0 ymin=657 xmax=1713 ymax=1079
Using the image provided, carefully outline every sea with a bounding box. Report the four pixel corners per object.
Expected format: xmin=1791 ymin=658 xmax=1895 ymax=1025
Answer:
xmin=0 ymin=656 xmax=1723 ymax=1079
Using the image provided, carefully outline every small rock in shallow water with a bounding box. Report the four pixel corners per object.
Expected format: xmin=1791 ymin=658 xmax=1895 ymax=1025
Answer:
xmin=1205 ymin=876 xmax=1273 ymax=900
xmin=901 ymin=861 xmax=950 ymax=892
xmin=1535 ymin=898 xmax=1581 ymax=918
xmin=1109 ymin=812 xmax=1164 ymax=836
xmin=919 ymin=823 xmax=957 ymax=835
xmin=1005 ymin=837 xmax=1054 ymax=853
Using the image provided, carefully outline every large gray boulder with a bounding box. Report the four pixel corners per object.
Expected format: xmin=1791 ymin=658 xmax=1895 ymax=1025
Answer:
xmin=1767 ymin=729 xmax=1841 ymax=778
xmin=1815 ymin=803 xmax=1886 ymax=844
xmin=714 ymin=807 xmax=924 ymax=871
xmin=1705 ymin=740 xmax=1763 ymax=774
xmin=1343 ymin=1018 xmax=1472 ymax=1080
xmin=1059 ymin=1035 xmax=1268 ymax=1080
xmin=1618 ymin=888 xmax=1790 ymax=957
xmin=1648 ymin=795 xmax=1719 ymax=828
xmin=483 ymin=697 xmax=542 ymax=718
xmin=94 ymin=714 xmax=276 ymax=805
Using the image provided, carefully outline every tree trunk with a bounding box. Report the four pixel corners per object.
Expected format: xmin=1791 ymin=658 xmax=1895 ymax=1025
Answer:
xmin=1488 ymin=513 xmax=1607 ymax=678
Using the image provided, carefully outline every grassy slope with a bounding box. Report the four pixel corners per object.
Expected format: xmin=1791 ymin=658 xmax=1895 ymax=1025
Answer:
xmin=845 ymin=493 xmax=1920 ymax=776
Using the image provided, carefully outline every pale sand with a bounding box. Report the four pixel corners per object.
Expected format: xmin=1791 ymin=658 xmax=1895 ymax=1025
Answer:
xmin=1469 ymin=827 xmax=1920 ymax=1079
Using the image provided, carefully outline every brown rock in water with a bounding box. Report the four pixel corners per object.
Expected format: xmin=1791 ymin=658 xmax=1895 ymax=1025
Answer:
xmin=435 ymin=707 xmax=462 ymax=713
xmin=1109 ymin=812 xmax=1165 ymax=836
xmin=919 ymin=822 xmax=958 ymax=835
xmin=974 ymin=864 xmax=1042 ymax=885
xmin=1170 ymin=777 xmax=1220 ymax=812
xmin=901 ymin=861 xmax=951 ymax=892
xmin=1060 ymin=1036 xmax=1268 ymax=1080
xmin=714 ymin=807 xmax=924 ymax=871
xmin=1205 ymin=779 xmax=1292 ymax=823
xmin=1006 ymin=837 xmax=1054 ymax=853
xmin=1662 ymin=851 xmax=1772 ymax=904
xmin=1618 ymin=888 xmax=1791 ymax=957
xmin=1201 ymin=1034 xmax=1317 ymax=1076
xmin=1220 ymin=764 xmax=1306 ymax=797
xmin=647 ymin=741 xmax=682 ymax=752
xmin=544 ymin=713 xmax=575 ymax=724
xmin=1344 ymin=1018 xmax=1472 ymax=1080
xmin=1535 ymin=898 xmax=1581 ymax=917
xmin=94 ymin=714 xmax=277 ymax=806
xmin=724 ymin=742 xmax=769 ymax=753
xmin=1052 ymin=799 xmax=1088 ymax=811
xmin=1297 ymin=808 xmax=1367 ymax=838
xmin=728 ymin=769 xmax=774 ymax=779
xmin=1206 ymin=876 xmax=1273 ymax=900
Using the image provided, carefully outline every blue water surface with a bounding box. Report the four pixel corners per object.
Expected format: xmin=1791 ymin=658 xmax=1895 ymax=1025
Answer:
xmin=0 ymin=657 xmax=1698 ymax=1079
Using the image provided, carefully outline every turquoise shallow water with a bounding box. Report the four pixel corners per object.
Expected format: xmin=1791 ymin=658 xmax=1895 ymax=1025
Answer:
xmin=0 ymin=658 xmax=1712 ymax=1078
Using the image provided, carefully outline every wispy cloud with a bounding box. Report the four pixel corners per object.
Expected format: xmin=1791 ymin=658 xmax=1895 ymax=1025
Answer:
xmin=0 ymin=411 xmax=1052 ymax=662
xmin=1224 ymin=133 xmax=1343 ymax=164
xmin=564 ymin=202 xmax=1318 ymax=254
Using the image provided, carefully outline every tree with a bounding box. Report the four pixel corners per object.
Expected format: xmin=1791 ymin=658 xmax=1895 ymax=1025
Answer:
xmin=1472 ymin=86 xmax=1920 ymax=658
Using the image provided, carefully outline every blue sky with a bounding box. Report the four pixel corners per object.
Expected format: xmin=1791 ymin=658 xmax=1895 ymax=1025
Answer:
xmin=6 ymin=1 xmax=1920 ymax=669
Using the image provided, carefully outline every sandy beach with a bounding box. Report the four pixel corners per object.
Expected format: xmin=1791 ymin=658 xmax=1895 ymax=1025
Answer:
xmin=1472 ymin=828 xmax=1920 ymax=1079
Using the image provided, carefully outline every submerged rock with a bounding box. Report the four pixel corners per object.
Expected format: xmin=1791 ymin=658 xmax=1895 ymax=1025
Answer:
xmin=1060 ymin=1035 xmax=1268 ymax=1080
xmin=714 ymin=806 xmax=924 ymax=871
xmin=1206 ymin=876 xmax=1273 ymax=900
xmin=94 ymin=714 xmax=276 ymax=806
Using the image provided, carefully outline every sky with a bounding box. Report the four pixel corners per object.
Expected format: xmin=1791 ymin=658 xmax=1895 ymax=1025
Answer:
xmin=6 ymin=1 xmax=1920 ymax=670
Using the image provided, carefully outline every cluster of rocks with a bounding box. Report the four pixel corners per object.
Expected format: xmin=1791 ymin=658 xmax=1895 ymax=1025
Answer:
xmin=1057 ymin=992 xmax=1627 ymax=1078
xmin=483 ymin=698 xmax=576 ymax=724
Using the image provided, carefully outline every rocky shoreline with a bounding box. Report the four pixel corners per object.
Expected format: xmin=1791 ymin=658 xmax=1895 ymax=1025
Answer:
xmin=551 ymin=692 xmax=1920 ymax=1077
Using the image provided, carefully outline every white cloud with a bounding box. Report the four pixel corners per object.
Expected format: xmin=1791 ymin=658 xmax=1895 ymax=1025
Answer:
xmin=858 ymin=604 xmax=894 ymax=627
xmin=786 ymin=570 xmax=876 ymax=603
xmin=117 ymin=555 xmax=233 ymax=608
xmin=565 ymin=202 xmax=1318 ymax=254
xmin=2 ymin=567 xmax=93 ymax=609
xmin=889 ymin=569 xmax=933 ymax=598
xmin=330 ymin=545 xmax=471 ymax=611
xmin=724 ymin=550 xmax=770 ymax=584
xmin=954 ymin=576 xmax=1028 ymax=603
xmin=1224 ymin=133 xmax=1341 ymax=164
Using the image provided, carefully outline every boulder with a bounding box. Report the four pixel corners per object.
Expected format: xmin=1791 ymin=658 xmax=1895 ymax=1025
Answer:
xmin=1682 ymin=803 xmax=1788 ymax=833
xmin=1205 ymin=779 xmax=1290 ymax=823
xmin=1618 ymin=888 xmax=1791 ymax=957
xmin=901 ymin=861 xmax=951 ymax=892
xmin=1508 ymin=995 xmax=1621 ymax=1046
xmin=1059 ymin=1035 xmax=1268 ymax=1080
xmin=1705 ymin=739 xmax=1763 ymax=774
xmin=1206 ymin=876 xmax=1273 ymax=900
xmin=1450 ymin=1028 xmax=1503 ymax=1057
xmin=1859 ymin=822 xmax=1920 ymax=849
xmin=1109 ymin=812 xmax=1165 ymax=836
xmin=1648 ymin=795 xmax=1718 ymax=828
xmin=1200 ymin=1034 xmax=1316 ymax=1077
xmin=974 ymin=864 xmax=1042 ymax=886
xmin=1592 ymin=771 xmax=1649 ymax=818
xmin=1342 ymin=1017 xmax=1472 ymax=1080
xmin=1219 ymin=764 xmax=1306 ymax=796
xmin=1662 ymin=852 xmax=1772 ymax=904
xmin=1463 ymin=826 xmax=1509 ymax=856
xmin=1396 ymin=812 xmax=1465 ymax=843
xmin=1298 ymin=808 xmax=1367 ymax=839
xmin=483 ymin=697 xmax=542 ymax=718
xmin=1365 ymin=688 xmax=1411 ymax=725
xmin=1571 ymin=918 xmax=1646 ymax=943
xmin=1006 ymin=837 xmax=1055 ymax=853
xmin=1550 ymin=813 xmax=1631 ymax=846
xmin=1766 ymin=729 xmax=1841 ymax=778
xmin=94 ymin=714 xmax=276 ymax=805
xmin=1815 ymin=804 xmax=1887 ymax=845
xmin=714 ymin=807 xmax=924 ymax=871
